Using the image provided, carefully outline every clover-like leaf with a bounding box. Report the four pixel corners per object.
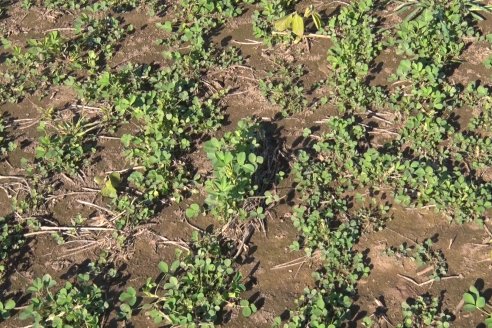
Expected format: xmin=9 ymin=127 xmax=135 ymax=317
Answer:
xmin=185 ymin=203 xmax=200 ymax=219
xmin=119 ymin=287 xmax=137 ymax=307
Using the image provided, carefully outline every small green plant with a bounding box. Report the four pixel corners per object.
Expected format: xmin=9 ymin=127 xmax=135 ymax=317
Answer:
xmin=273 ymin=5 xmax=322 ymax=40
xmin=463 ymin=285 xmax=492 ymax=327
xmin=119 ymin=54 xmax=226 ymax=203
xmin=275 ymin=213 xmax=370 ymax=327
xmin=389 ymin=60 xmax=458 ymax=113
xmin=397 ymin=295 xmax=452 ymax=328
xmin=391 ymin=0 xmax=492 ymax=22
xmin=34 ymin=112 xmax=98 ymax=177
xmin=110 ymin=195 xmax=153 ymax=230
xmin=0 ymin=216 xmax=25 ymax=279
xmin=23 ymin=0 xmax=146 ymax=12
xmin=204 ymin=118 xmax=264 ymax=222
xmin=466 ymin=82 xmax=492 ymax=134
xmin=185 ymin=203 xmax=201 ymax=219
xmin=95 ymin=172 xmax=122 ymax=199
xmin=0 ymin=118 xmax=16 ymax=157
xmin=0 ymin=298 xmax=15 ymax=320
xmin=325 ymin=0 xmax=386 ymax=112
xmin=384 ymin=238 xmax=448 ymax=280
xmin=158 ymin=0 xmax=252 ymax=52
xmin=139 ymin=231 xmax=255 ymax=326
xmin=118 ymin=287 xmax=137 ymax=321
xmin=20 ymin=274 xmax=108 ymax=327
xmin=398 ymin=113 xmax=453 ymax=159
xmin=252 ymin=0 xmax=300 ymax=43
xmin=0 ymin=16 xmax=130 ymax=103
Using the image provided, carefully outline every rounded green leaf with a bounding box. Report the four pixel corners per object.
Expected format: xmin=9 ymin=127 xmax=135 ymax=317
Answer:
xmin=242 ymin=306 xmax=252 ymax=317
xmin=463 ymin=292 xmax=475 ymax=305
xmin=4 ymin=299 xmax=15 ymax=310
xmin=158 ymin=261 xmax=169 ymax=273
xmin=477 ymin=296 xmax=486 ymax=309
xmin=463 ymin=304 xmax=478 ymax=312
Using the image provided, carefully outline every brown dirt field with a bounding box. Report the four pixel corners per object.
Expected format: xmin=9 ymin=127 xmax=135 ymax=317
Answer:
xmin=1 ymin=1 xmax=492 ymax=328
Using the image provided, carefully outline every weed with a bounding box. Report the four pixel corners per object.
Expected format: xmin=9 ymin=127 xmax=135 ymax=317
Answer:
xmin=110 ymin=195 xmax=153 ymax=230
xmin=276 ymin=212 xmax=370 ymax=327
xmin=390 ymin=1 xmax=478 ymax=64
xmin=22 ymin=0 xmax=149 ymax=12
xmin=159 ymin=0 xmax=252 ymax=52
xmin=389 ymin=60 xmax=458 ymax=113
xmin=119 ymin=55 xmax=225 ymax=202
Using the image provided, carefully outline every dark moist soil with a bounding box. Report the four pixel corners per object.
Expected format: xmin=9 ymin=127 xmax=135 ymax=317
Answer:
xmin=1 ymin=2 xmax=492 ymax=328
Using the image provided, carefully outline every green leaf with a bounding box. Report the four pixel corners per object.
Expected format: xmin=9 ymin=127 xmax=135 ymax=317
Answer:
xmin=185 ymin=203 xmax=200 ymax=219
xmin=469 ymin=286 xmax=480 ymax=296
xmin=19 ymin=309 xmax=32 ymax=320
xmin=463 ymin=304 xmax=477 ymax=312
xmin=4 ymin=299 xmax=15 ymax=310
xmin=121 ymin=134 xmax=132 ymax=147
xmin=159 ymin=21 xmax=173 ymax=32
xmin=119 ymin=303 xmax=132 ymax=318
xmin=291 ymin=14 xmax=305 ymax=37
xmin=203 ymin=138 xmax=220 ymax=155
xmin=242 ymin=306 xmax=253 ymax=317
xmin=237 ymin=152 xmax=246 ymax=166
xmin=169 ymin=276 xmax=178 ymax=286
xmin=463 ymin=292 xmax=475 ymax=305
xmin=170 ymin=260 xmax=180 ymax=272
xmin=98 ymin=71 xmax=110 ymax=87
xmin=248 ymin=153 xmax=257 ymax=164
xmin=158 ymin=261 xmax=169 ymax=273
xmin=476 ymin=296 xmax=486 ymax=309
xmin=397 ymin=59 xmax=412 ymax=76
xmin=312 ymin=12 xmax=322 ymax=30
xmin=243 ymin=163 xmax=255 ymax=173
xmin=119 ymin=287 xmax=137 ymax=306
xmin=101 ymin=172 xmax=121 ymax=198
xmin=274 ymin=15 xmax=293 ymax=32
